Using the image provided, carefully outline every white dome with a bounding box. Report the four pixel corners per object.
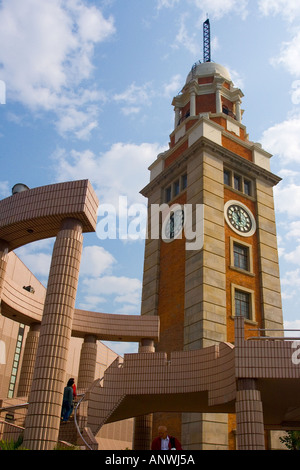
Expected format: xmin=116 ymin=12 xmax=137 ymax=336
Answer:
xmin=186 ymin=62 xmax=231 ymax=85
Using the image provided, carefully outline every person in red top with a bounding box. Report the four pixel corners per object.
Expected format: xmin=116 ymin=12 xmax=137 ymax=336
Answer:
xmin=70 ymin=377 xmax=77 ymax=399
xmin=151 ymin=425 xmax=182 ymax=450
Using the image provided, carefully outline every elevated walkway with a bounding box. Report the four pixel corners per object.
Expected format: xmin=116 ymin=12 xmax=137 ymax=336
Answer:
xmin=2 ymin=317 xmax=300 ymax=450
xmin=75 ymin=317 xmax=300 ymax=449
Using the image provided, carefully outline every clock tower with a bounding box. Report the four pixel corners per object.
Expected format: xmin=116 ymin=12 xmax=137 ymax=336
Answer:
xmin=139 ymin=31 xmax=283 ymax=450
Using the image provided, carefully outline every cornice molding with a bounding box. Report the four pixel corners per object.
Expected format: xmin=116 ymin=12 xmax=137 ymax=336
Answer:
xmin=141 ymin=136 xmax=281 ymax=198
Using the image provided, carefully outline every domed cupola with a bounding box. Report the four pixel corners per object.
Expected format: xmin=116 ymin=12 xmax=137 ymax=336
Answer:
xmin=171 ymin=19 xmax=244 ymax=132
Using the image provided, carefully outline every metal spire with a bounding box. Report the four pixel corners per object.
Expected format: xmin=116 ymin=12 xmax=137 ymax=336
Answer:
xmin=203 ymin=18 xmax=211 ymax=63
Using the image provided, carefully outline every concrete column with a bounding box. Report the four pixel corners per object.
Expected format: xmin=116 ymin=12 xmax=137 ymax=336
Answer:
xmin=174 ymin=107 xmax=180 ymax=128
xmin=17 ymin=323 xmax=41 ymax=398
xmin=139 ymin=338 xmax=155 ymax=353
xmin=235 ymin=379 xmax=265 ymax=450
xmin=235 ymin=99 xmax=242 ymax=122
xmin=133 ymin=414 xmax=153 ymax=450
xmin=0 ymin=239 xmax=9 ymax=299
xmin=190 ymin=90 xmax=196 ymax=117
xmin=216 ymin=84 xmax=222 ymax=113
xmin=23 ymin=218 xmax=83 ymax=450
xmin=77 ymin=335 xmax=97 ymax=390
xmin=133 ymin=338 xmax=155 ymax=450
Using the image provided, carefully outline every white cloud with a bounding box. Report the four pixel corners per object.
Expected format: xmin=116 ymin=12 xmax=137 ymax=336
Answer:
xmin=172 ymin=13 xmax=200 ymax=55
xmin=83 ymin=275 xmax=141 ymax=296
xmin=274 ymin=183 xmax=300 ymax=217
xmin=284 ymin=319 xmax=300 ymax=336
xmin=258 ymin=0 xmax=300 ymax=21
xmin=79 ymin=246 xmax=116 ymax=278
xmin=52 ymin=141 xmax=166 ymax=207
xmin=77 ymin=296 xmax=108 ymax=311
xmin=192 ymin=0 xmax=248 ymax=20
xmin=113 ymin=82 xmax=154 ymax=115
xmin=291 ymin=81 xmax=300 ymax=104
xmin=156 ymin=0 xmax=180 ymax=9
xmin=261 ymin=117 xmax=300 ymax=163
xmin=157 ymin=0 xmax=248 ymax=19
xmin=82 ymin=275 xmax=142 ymax=314
xmin=226 ymin=67 xmax=245 ymax=90
xmin=284 ymin=247 xmax=300 ymax=265
xmin=271 ymin=32 xmax=300 ymax=77
xmin=0 ymin=0 xmax=115 ymax=138
xmin=285 ymin=221 xmax=300 ymax=241
xmin=120 ymin=106 xmax=141 ymax=116
xmin=15 ymin=239 xmax=55 ymax=281
xmin=280 ymin=269 xmax=300 ymax=304
xmin=162 ymin=74 xmax=182 ymax=97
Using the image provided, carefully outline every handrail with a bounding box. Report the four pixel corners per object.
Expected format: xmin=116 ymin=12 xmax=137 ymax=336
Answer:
xmin=247 ymin=328 xmax=300 ymax=341
xmin=0 ymin=402 xmax=29 ymax=412
xmin=247 ymin=336 xmax=300 ymax=341
xmin=248 ymin=329 xmax=300 ymax=332
xmin=74 ymin=378 xmax=104 ymax=451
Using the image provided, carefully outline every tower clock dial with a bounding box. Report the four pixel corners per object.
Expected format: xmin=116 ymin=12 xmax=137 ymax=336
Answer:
xmin=162 ymin=209 xmax=184 ymax=242
xmin=224 ymin=200 xmax=256 ymax=237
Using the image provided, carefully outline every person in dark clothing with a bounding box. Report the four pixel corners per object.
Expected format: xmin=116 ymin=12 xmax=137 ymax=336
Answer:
xmin=61 ymin=378 xmax=75 ymax=423
xmin=151 ymin=425 xmax=182 ymax=450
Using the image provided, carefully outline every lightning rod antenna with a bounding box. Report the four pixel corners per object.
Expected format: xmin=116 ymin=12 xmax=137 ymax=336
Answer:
xmin=203 ymin=18 xmax=211 ymax=63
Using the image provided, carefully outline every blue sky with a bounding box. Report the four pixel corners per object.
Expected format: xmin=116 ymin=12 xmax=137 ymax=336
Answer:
xmin=1 ymin=0 xmax=300 ymax=355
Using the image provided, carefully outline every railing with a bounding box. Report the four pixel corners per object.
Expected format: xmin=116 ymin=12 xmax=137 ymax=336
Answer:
xmin=74 ymin=378 xmax=104 ymax=450
xmin=0 ymin=401 xmax=28 ymax=426
xmin=0 ymin=379 xmax=104 ymax=450
xmin=0 ymin=401 xmax=29 ymax=442
xmin=247 ymin=328 xmax=300 ymax=341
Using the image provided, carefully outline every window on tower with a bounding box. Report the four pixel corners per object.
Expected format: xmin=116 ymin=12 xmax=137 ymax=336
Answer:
xmin=235 ymin=290 xmax=250 ymax=319
xmin=224 ymin=168 xmax=253 ymax=197
xmin=244 ymin=179 xmax=251 ymax=196
xmin=165 ymin=186 xmax=172 ymax=203
xmin=230 ymin=238 xmax=253 ymax=274
xmin=164 ymin=172 xmax=187 ymax=203
xmin=234 ymin=174 xmax=241 ymax=191
xmin=224 ymin=169 xmax=231 ymax=186
xmin=233 ymin=243 xmax=249 ymax=271
xmin=231 ymin=284 xmax=255 ymax=322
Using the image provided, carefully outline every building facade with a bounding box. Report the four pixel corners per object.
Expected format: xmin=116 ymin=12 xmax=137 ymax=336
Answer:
xmin=140 ymin=61 xmax=283 ymax=449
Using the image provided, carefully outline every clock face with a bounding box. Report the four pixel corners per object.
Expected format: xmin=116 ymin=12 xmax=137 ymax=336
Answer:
xmin=224 ymin=200 xmax=256 ymax=237
xmin=162 ymin=209 xmax=184 ymax=242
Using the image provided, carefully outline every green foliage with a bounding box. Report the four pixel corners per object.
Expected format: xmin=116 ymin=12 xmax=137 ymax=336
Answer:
xmin=0 ymin=435 xmax=28 ymax=450
xmin=54 ymin=443 xmax=80 ymax=450
xmin=279 ymin=431 xmax=300 ymax=450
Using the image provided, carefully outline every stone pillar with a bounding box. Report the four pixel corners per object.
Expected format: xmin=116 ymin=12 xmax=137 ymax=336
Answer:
xmin=190 ymin=90 xmax=196 ymax=117
xmin=235 ymin=379 xmax=265 ymax=450
xmin=23 ymin=218 xmax=83 ymax=450
xmin=139 ymin=338 xmax=155 ymax=353
xmin=133 ymin=414 xmax=153 ymax=450
xmin=17 ymin=323 xmax=41 ymax=398
xmin=133 ymin=338 xmax=155 ymax=450
xmin=174 ymin=107 xmax=180 ymax=128
xmin=0 ymin=239 xmax=9 ymax=299
xmin=235 ymin=98 xmax=242 ymax=122
xmin=77 ymin=335 xmax=97 ymax=390
xmin=216 ymin=84 xmax=222 ymax=113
